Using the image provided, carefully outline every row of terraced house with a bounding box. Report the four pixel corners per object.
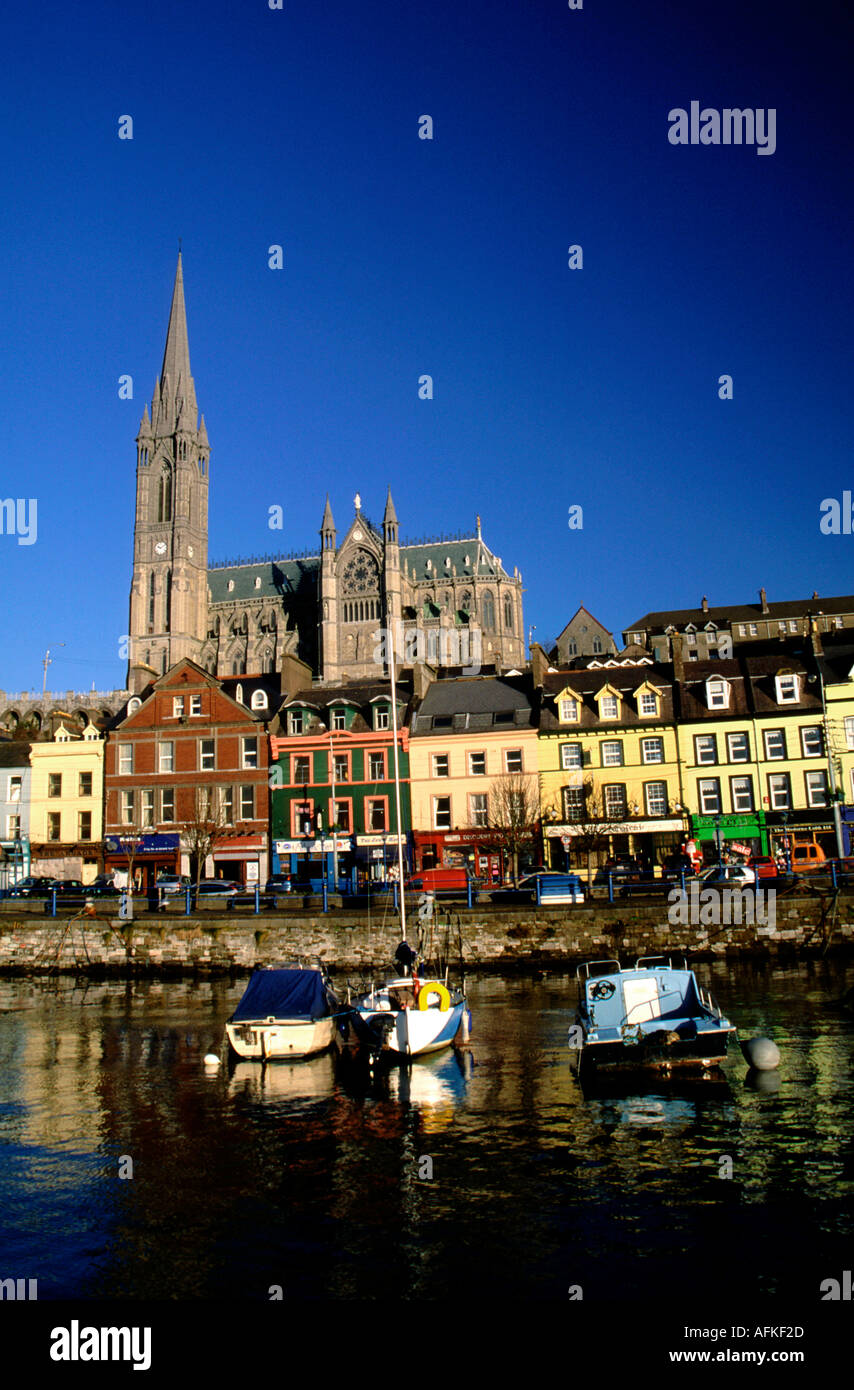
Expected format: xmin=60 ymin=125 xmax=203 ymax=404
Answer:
xmin=3 ymin=608 xmax=854 ymax=891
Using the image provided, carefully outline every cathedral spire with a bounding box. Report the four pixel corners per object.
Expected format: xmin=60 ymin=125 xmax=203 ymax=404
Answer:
xmin=161 ymin=252 xmax=192 ymax=388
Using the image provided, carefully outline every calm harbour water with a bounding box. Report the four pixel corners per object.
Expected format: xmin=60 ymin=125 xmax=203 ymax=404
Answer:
xmin=0 ymin=960 xmax=852 ymax=1304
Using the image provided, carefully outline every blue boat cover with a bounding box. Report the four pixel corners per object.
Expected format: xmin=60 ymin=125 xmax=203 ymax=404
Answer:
xmin=230 ymin=969 xmax=329 ymax=1022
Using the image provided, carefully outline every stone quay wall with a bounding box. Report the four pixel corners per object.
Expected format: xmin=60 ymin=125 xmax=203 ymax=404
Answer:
xmin=0 ymin=894 xmax=852 ymax=976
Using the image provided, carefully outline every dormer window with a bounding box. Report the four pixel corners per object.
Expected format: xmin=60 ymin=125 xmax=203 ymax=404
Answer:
xmin=235 ymin=683 xmax=244 ymax=705
xmin=331 ymin=708 xmax=347 ymax=730
xmin=289 ymin=710 xmax=303 ymax=735
xmin=776 ymin=674 xmax=799 ymax=704
xmin=638 ymin=692 xmax=658 ymax=717
xmin=251 ymin=689 xmax=268 ymax=711
xmin=374 ymin=705 xmax=390 ymax=730
xmin=227 ymin=579 xmax=235 ymax=592
xmin=706 ymin=679 xmax=730 ymax=709
xmin=686 ymin=632 xmax=696 ymax=645
xmin=599 ymin=694 xmax=619 ymax=720
xmin=254 ymin=576 xmax=262 ymax=589
xmin=127 ymin=697 xmax=142 ymax=715
xmin=559 ymin=697 xmax=579 ymax=722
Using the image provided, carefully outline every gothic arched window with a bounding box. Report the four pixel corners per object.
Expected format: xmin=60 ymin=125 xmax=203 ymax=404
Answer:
xmin=341 ymin=550 xmax=380 ymax=622
xmin=165 ymin=570 xmax=172 ymax=632
xmin=148 ymin=573 xmax=156 ymax=627
xmin=157 ymin=468 xmax=172 ymax=522
xmin=482 ymin=591 xmax=495 ymax=629
xmin=503 ymin=594 xmax=513 ymax=632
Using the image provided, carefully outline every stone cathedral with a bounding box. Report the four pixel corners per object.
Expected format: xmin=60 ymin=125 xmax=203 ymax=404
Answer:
xmin=127 ymin=257 xmax=526 ymax=695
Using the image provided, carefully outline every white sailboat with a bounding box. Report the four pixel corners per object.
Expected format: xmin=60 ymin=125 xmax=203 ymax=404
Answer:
xmin=347 ymin=622 xmax=470 ymax=1058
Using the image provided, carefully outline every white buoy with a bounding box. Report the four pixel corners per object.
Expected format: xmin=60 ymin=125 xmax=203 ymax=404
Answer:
xmin=740 ymin=1036 xmax=781 ymax=1071
xmin=203 ymin=1053 xmax=221 ymax=1068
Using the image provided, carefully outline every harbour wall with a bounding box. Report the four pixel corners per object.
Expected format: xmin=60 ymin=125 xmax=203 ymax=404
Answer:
xmin=0 ymin=895 xmax=852 ymax=975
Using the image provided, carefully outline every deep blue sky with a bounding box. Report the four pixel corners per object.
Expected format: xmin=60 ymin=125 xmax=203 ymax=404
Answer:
xmin=0 ymin=0 xmax=851 ymax=695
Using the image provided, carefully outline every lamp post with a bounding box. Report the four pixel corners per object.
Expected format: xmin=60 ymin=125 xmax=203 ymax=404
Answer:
xmin=714 ymin=812 xmax=723 ymax=867
xmin=42 ymin=644 xmax=65 ymax=696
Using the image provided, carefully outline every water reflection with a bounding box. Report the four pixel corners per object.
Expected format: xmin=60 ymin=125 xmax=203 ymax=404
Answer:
xmin=0 ymin=962 xmax=851 ymax=1301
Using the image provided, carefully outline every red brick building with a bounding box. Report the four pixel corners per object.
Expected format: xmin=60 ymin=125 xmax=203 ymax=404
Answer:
xmin=104 ymin=659 xmax=277 ymax=888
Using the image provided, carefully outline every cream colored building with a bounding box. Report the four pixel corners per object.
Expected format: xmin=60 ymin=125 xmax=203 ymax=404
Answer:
xmin=29 ymin=723 xmax=104 ymax=881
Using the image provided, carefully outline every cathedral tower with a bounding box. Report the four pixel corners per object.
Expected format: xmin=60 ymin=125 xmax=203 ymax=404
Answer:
xmin=127 ymin=254 xmax=210 ymax=693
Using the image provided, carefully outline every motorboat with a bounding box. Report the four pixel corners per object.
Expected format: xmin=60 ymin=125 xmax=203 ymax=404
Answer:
xmin=225 ymin=964 xmax=340 ymax=1061
xmin=569 ymin=955 xmax=736 ymax=1081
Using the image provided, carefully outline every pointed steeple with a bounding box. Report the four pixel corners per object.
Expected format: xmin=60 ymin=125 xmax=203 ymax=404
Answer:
xmin=382 ymin=487 xmax=398 ymax=525
xmin=161 ymin=253 xmax=192 ymax=387
xmin=321 ymin=494 xmax=335 ymax=531
xmin=198 ymin=414 xmax=209 ymax=447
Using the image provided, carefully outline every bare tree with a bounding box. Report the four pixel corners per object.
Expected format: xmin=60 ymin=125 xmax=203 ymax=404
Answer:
xmin=543 ymin=777 xmax=626 ymax=884
xmin=486 ymin=772 xmax=541 ymax=885
xmin=180 ymin=786 xmax=230 ymax=891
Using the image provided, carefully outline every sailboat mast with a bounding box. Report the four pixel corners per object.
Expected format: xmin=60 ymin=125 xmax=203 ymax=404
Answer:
xmin=388 ymin=619 xmax=407 ymax=942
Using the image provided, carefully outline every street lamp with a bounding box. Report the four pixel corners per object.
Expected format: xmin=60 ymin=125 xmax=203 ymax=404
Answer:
xmin=42 ymin=644 xmax=66 ymax=696
xmin=713 ymin=812 xmax=723 ymax=867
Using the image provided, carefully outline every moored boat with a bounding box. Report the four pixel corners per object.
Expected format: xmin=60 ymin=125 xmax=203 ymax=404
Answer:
xmin=226 ymin=964 xmax=339 ymax=1061
xmin=348 ymin=954 xmax=469 ymax=1058
xmin=569 ymin=955 xmax=736 ymax=1081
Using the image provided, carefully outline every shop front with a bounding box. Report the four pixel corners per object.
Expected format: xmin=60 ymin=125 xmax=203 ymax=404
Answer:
xmin=689 ymin=811 xmax=768 ymax=863
xmin=544 ymin=817 xmax=686 ymax=874
xmin=763 ymin=811 xmax=836 ymax=862
xmin=354 ymin=833 xmax=411 ymax=885
xmin=103 ymin=833 xmax=180 ymax=889
xmin=413 ymin=830 xmax=507 ymax=885
xmin=273 ymin=836 xmax=354 ymax=888
xmin=212 ymin=834 xmax=269 ymax=886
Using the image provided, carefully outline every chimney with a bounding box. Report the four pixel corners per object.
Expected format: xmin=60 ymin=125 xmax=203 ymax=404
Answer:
xmin=809 ymin=614 xmax=824 ymax=657
xmin=759 ymin=587 xmax=769 ymax=614
xmin=701 ymin=596 xmax=709 ymax=614
xmin=530 ymin=642 xmax=549 ymax=689
xmin=671 ymin=632 xmax=685 ymax=683
xmin=812 ymin=590 xmax=819 ymax=600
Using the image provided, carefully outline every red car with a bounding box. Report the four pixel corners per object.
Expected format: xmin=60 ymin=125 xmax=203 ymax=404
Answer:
xmin=749 ymin=856 xmax=779 ymax=880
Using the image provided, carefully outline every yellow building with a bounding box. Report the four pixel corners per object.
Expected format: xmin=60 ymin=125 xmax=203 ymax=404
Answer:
xmin=29 ymin=722 xmax=104 ymax=881
xmin=673 ymin=647 xmax=851 ymax=860
xmin=537 ymin=666 xmax=686 ymax=876
xmin=408 ymin=676 xmax=539 ymax=882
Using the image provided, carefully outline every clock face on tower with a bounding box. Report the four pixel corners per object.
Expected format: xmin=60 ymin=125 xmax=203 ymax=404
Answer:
xmin=155 ymin=541 xmax=167 ymax=555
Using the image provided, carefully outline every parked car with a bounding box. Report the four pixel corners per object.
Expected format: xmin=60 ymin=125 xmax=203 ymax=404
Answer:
xmin=192 ymin=879 xmax=241 ymax=897
xmin=661 ymin=854 xmax=701 ymax=881
xmin=748 ymin=856 xmax=779 ymax=880
xmin=88 ymin=875 xmax=120 ymax=896
xmin=789 ymin=841 xmax=827 ymax=873
xmin=265 ymin=874 xmax=293 ymax=893
xmin=155 ymin=874 xmax=192 ymax=896
xmin=8 ymin=876 xmax=56 ymax=898
xmin=597 ymin=856 xmax=643 ymax=884
xmin=49 ymin=880 xmax=87 ymax=896
xmin=491 ymin=872 xmax=584 ymax=905
xmin=699 ymin=864 xmax=757 ymax=886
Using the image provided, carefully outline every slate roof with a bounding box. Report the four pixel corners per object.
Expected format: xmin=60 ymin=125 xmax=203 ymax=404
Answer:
xmin=206 ymin=536 xmax=510 ymax=598
xmin=540 ymin=667 xmax=675 ymax=731
xmin=625 ymin=594 xmax=854 ymax=633
xmin=208 ymin=557 xmax=320 ymax=603
xmin=410 ymin=675 xmax=535 ymax=733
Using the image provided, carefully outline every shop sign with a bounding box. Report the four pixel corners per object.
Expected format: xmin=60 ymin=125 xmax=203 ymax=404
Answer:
xmin=274 ymin=838 xmax=351 ymax=854
xmin=105 ymin=833 xmax=180 ymax=855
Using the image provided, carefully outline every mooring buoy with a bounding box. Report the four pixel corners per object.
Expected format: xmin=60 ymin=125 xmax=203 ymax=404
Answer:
xmin=740 ymin=1036 xmax=780 ymax=1071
